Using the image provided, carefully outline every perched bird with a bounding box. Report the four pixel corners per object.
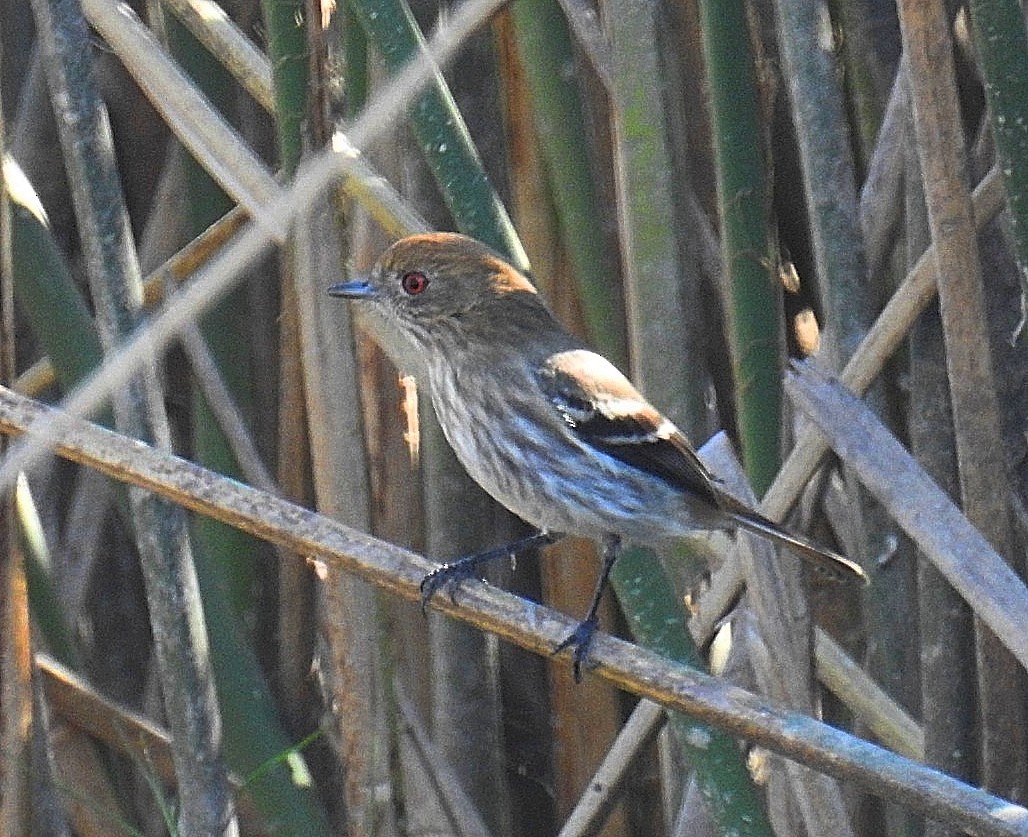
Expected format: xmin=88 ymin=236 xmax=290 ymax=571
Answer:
xmin=330 ymin=232 xmax=867 ymax=678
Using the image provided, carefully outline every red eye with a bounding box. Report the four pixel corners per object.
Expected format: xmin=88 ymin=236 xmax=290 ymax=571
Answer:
xmin=401 ymin=271 xmax=430 ymax=295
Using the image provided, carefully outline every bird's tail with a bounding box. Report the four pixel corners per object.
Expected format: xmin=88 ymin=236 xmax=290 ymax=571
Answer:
xmin=725 ymin=506 xmax=869 ymax=585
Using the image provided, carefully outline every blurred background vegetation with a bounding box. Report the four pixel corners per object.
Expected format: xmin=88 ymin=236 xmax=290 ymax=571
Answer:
xmin=1 ymin=0 xmax=1027 ymax=834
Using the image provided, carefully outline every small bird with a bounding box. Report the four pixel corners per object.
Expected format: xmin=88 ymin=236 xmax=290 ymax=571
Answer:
xmin=330 ymin=232 xmax=867 ymax=679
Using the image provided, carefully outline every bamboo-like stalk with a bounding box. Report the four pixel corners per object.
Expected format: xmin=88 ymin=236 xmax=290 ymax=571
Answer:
xmin=601 ymin=1 xmax=767 ymax=832
xmin=967 ymin=0 xmax=1028 ymax=321
xmin=258 ymin=3 xmax=377 ymax=832
xmin=257 ymin=2 xmax=349 ymax=828
xmin=294 ymin=197 xmax=386 ymax=834
xmin=898 ymin=0 xmax=1026 ymax=800
xmin=773 ymin=0 xmax=871 ymax=365
xmin=903 ymin=118 xmax=977 ymax=837
xmin=508 ymin=0 xmax=627 ymax=363
xmin=603 ymin=0 xmax=709 ymax=438
xmin=831 ymin=0 xmax=899 ymax=173
xmin=855 ymin=69 xmax=924 ymax=803
xmin=613 ymin=547 xmax=773 ymax=837
xmin=349 ymin=0 xmax=528 ymax=268
xmin=696 ymin=0 xmax=782 ymax=495
xmin=260 ymin=0 xmax=307 ymax=172
xmin=28 ymin=0 xmax=236 ymax=832
xmin=773 ymin=7 xmax=913 ymax=813
xmin=159 ymin=8 xmax=332 ymax=832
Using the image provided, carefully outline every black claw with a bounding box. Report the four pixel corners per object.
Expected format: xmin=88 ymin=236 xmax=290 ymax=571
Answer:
xmin=419 ymin=563 xmax=479 ymax=614
xmin=554 ymin=617 xmax=599 ymax=682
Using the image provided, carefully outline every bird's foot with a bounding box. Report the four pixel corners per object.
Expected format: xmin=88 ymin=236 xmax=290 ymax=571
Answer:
xmin=554 ymin=616 xmax=600 ymax=683
xmin=419 ymin=530 xmax=561 ymax=614
xmin=419 ymin=560 xmax=483 ymax=613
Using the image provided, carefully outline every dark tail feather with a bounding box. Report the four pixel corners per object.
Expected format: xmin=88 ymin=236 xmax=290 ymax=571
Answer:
xmin=727 ymin=509 xmax=869 ymax=585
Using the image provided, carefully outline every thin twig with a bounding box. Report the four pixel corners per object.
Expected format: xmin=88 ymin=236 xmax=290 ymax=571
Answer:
xmin=178 ymin=324 xmax=277 ymax=492
xmin=814 ymin=629 xmax=924 ymax=761
xmin=394 ymin=683 xmax=495 ymax=837
xmin=558 ymin=699 xmax=666 ymax=837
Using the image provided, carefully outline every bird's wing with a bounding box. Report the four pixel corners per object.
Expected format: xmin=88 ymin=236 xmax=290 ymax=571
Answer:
xmin=537 ymin=350 xmax=722 ymax=506
xmin=537 ymin=352 xmax=869 ymax=584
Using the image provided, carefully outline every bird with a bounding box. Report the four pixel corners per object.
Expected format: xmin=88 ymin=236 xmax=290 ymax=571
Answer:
xmin=329 ymin=232 xmax=867 ymax=679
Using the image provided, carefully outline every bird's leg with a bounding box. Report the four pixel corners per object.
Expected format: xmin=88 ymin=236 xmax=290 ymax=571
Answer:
xmin=420 ymin=530 xmax=561 ymax=613
xmin=554 ymin=534 xmax=621 ymax=682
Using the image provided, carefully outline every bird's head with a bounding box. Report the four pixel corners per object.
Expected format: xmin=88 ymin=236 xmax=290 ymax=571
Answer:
xmin=329 ymin=232 xmax=547 ymax=354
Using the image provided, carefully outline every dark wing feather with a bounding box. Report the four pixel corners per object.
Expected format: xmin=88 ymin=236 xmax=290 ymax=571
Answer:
xmin=537 ymin=350 xmax=722 ymax=507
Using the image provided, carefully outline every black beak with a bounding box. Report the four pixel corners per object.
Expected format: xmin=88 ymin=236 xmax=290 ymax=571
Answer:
xmin=328 ymin=279 xmax=376 ymax=299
